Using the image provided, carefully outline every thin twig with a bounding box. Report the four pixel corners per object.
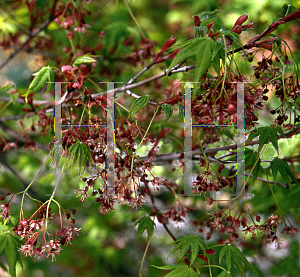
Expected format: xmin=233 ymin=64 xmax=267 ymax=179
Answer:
xmin=0 ymin=0 xmax=58 ymax=71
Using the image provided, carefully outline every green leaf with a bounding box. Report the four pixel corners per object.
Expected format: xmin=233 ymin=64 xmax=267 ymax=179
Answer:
xmin=160 ymin=103 xmax=173 ymax=122
xmin=178 ymin=102 xmax=184 ymax=121
xmin=167 ymin=37 xmax=206 ymax=75
xmin=68 ymin=141 xmax=92 ymax=175
xmin=23 ymin=66 xmax=54 ymax=99
xmin=194 ymin=26 xmax=208 ymax=37
xmin=129 ymin=95 xmax=150 ymax=118
xmin=0 ymin=84 xmax=15 ymax=93
xmin=251 ymin=157 xmax=261 ymax=185
xmin=170 ymin=235 xmax=208 ymax=265
xmin=0 ymin=233 xmax=8 ymax=256
xmin=211 ymin=40 xmax=223 ymax=76
xmin=152 ymin=264 xmax=201 ymax=277
xmin=72 ymin=53 xmax=98 ymax=67
xmin=245 ymin=129 xmax=260 ymax=144
xmin=194 ymin=38 xmax=215 ymax=83
xmin=217 ymin=271 xmax=232 ymax=277
xmin=270 ymin=157 xmax=280 ymax=186
xmin=277 ymin=4 xmax=296 ymax=17
xmin=199 ymin=9 xmax=223 ymax=22
xmin=219 ymin=244 xmax=257 ymax=277
xmin=246 ymin=127 xmax=279 ymax=154
xmin=271 ymin=157 xmax=299 ymax=189
xmin=220 ymin=28 xmax=243 ymax=47
xmin=167 ymin=37 xmax=216 ymax=83
xmin=134 ymin=215 xmax=155 ymax=241
xmin=5 ymin=234 xmax=18 ymax=277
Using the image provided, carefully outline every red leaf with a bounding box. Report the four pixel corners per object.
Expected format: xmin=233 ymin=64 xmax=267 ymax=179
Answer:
xmin=206 ymin=249 xmax=216 ymax=255
xmin=197 ymin=254 xmax=208 ymax=263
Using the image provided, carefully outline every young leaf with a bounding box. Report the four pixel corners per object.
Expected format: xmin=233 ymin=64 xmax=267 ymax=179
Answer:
xmin=170 ymin=235 xmax=208 ymax=265
xmin=277 ymin=4 xmax=296 ymax=17
xmin=72 ymin=53 xmax=98 ymax=67
xmin=23 ymin=66 xmax=54 ymax=99
xmin=219 ymin=244 xmax=257 ymax=277
xmin=0 ymin=84 xmax=15 ymax=93
xmin=199 ymin=9 xmax=223 ymax=22
xmin=220 ymin=28 xmax=243 ymax=47
xmin=129 ymin=95 xmax=150 ymax=118
xmin=160 ymin=103 xmax=173 ymax=122
xmin=152 ymin=264 xmax=201 ymax=277
xmin=68 ymin=141 xmax=92 ymax=175
xmin=134 ymin=215 xmax=155 ymax=241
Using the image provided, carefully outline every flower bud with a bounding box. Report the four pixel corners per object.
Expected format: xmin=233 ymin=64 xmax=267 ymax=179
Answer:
xmin=232 ymin=13 xmax=248 ymax=30
xmin=232 ymin=25 xmax=242 ymax=34
xmin=192 ymin=15 xmax=200 ymax=27
xmin=241 ymin=22 xmax=253 ymax=29
xmin=159 ymin=36 xmax=176 ymax=54
xmin=256 ymin=42 xmax=273 ymax=51
xmin=206 ymin=22 xmax=214 ymax=30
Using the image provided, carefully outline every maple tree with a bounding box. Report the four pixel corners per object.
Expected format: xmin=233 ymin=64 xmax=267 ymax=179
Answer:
xmin=0 ymin=1 xmax=300 ymax=276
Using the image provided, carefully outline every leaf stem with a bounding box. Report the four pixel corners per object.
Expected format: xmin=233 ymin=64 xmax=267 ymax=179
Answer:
xmin=139 ymin=238 xmax=151 ymax=276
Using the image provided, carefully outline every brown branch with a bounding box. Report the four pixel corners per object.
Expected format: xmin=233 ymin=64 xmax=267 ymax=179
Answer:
xmin=0 ymin=0 xmax=58 ymax=72
xmin=0 ymin=121 xmax=49 ymax=151
xmin=231 ymin=9 xmax=300 ymax=54
xmin=244 ymin=173 xmax=289 ymax=189
xmin=144 ymin=181 xmax=191 ymax=266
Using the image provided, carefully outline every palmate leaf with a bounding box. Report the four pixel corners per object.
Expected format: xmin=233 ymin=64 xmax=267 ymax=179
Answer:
xmin=211 ymin=40 xmax=223 ymax=77
xmin=271 ymin=157 xmax=299 ymax=189
xmin=195 ymin=38 xmax=216 ymax=83
xmin=0 ymin=233 xmax=22 ymax=277
xmin=167 ymin=37 xmax=207 ymax=74
xmin=246 ymin=126 xmax=282 ymax=154
xmin=152 ymin=265 xmax=201 ymax=277
xmin=134 ymin=215 xmax=155 ymax=241
xmin=170 ymin=235 xmax=208 ymax=265
xmin=219 ymin=244 xmax=257 ymax=277
xmin=167 ymin=37 xmax=216 ymax=84
xmin=244 ymin=148 xmax=262 ymax=184
xmin=67 ymin=141 xmax=92 ymax=175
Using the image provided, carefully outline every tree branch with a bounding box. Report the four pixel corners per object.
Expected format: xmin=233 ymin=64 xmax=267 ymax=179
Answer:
xmin=0 ymin=0 xmax=58 ymax=71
